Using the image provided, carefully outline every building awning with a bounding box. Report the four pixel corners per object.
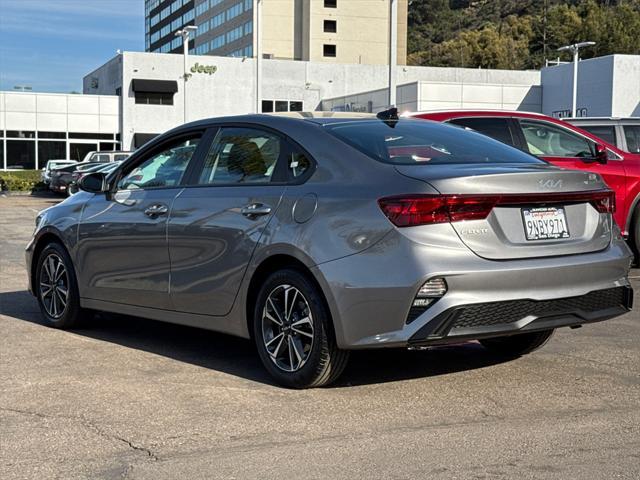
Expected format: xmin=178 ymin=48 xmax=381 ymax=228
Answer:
xmin=134 ymin=133 xmax=159 ymax=148
xmin=131 ymin=79 xmax=178 ymax=93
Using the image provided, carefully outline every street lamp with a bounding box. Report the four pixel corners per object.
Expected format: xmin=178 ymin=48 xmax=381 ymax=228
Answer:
xmin=175 ymin=25 xmax=198 ymax=123
xmin=255 ymin=0 xmax=262 ymax=114
xmin=388 ymin=0 xmax=398 ymax=107
xmin=557 ymin=41 xmax=595 ymax=118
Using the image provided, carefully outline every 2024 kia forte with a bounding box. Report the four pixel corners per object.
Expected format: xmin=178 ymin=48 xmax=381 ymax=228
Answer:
xmin=27 ymin=112 xmax=634 ymax=388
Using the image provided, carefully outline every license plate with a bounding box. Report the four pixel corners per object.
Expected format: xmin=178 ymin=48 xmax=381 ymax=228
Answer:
xmin=522 ymin=207 xmax=570 ymax=240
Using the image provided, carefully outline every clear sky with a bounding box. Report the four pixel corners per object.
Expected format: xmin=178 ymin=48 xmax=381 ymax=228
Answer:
xmin=0 ymin=0 xmax=144 ymax=93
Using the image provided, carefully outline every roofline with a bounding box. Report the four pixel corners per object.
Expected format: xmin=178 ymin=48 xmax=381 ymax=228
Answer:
xmin=405 ymin=109 xmax=546 ymax=117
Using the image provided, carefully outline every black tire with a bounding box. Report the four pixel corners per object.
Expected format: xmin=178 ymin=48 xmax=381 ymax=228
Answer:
xmin=479 ymin=329 xmax=554 ymax=357
xmin=631 ymin=207 xmax=639 ymax=265
xmin=253 ymin=268 xmax=349 ymax=388
xmin=35 ymin=242 xmax=86 ymax=329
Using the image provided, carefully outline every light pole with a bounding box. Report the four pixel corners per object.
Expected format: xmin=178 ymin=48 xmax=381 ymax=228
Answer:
xmin=175 ymin=25 xmax=198 ymax=123
xmin=255 ymin=0 xmax=263 ymax=114
xmin=557 ymin=41 xmax=595 ymax=118
xmin=388 ymin=0 xmax=398 ymax=107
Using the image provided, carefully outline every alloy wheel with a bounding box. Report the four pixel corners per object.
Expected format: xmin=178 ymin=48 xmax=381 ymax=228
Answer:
xmin=261 ymin=284 xmax=314 ymax=372
xmin=39 ymin=253 xmax=69 ymax=319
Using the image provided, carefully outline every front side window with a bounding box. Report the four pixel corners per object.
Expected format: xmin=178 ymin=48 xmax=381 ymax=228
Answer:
xmin=118 ymin=136 xmax=200 ymax=190
xmin=198 ymin=128 xmax=281 ymax=185
xmin=623 ymin=125 xmax=640 ymax=153
xmin=447 ymin=117 xmax=515 ymax=147
xmin=520 ymin=120 xmax=594 ymax=158
xmin=324 ymin=120 xmax=544 ymax=165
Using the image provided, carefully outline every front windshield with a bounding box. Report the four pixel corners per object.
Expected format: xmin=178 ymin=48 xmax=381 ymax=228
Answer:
xmin=324 ymin=119 xmax=545 ymax=165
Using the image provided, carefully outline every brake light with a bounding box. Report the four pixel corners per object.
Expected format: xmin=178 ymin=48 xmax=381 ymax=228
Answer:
xmin=378 ymin=190 xmax=615 ymax=227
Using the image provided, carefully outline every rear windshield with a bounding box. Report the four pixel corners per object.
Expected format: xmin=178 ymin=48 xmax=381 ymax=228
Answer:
xmin=324 ymin=119 xmax=545 ymax=165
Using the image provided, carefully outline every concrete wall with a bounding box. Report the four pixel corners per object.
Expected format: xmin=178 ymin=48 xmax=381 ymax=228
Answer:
xmin=541 ymin=54 xmax=640 ymax=118
xmin=612 ymin=55 xmax=640 ymax=117
xmin=0 ymin=91 xmax=119 ymax=169
xmin=322 ymin=80 xmax=542 ymax=114
xmin=84 ymin=52 xmax=542 ymax=149
xmin=0 ymin=92 xmax=119 ymax=134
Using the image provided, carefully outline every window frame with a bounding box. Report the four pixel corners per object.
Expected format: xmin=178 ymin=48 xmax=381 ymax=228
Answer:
xmin=110 ymin=128 xmax=209 ymax=193
xmin=182 ymin=124 xmax=317 ymax=188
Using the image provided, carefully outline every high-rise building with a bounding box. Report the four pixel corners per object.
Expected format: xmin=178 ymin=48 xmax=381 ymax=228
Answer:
xmin=145 ymin=0 xmax=407 ymax=65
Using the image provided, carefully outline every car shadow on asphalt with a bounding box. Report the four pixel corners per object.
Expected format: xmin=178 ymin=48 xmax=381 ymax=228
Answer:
xmin=0 ymin=289 xmax=513 ymax=388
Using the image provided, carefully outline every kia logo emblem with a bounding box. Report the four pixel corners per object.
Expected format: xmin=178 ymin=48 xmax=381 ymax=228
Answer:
xmin=538 ymin=179 xmax=563 ymax=189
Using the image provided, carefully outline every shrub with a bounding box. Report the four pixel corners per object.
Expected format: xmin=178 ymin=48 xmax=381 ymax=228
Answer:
xmin=0 ymin=170 xmax=48 ymax=193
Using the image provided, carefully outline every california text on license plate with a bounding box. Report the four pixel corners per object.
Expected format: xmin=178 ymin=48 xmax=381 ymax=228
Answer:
xmin=522 ymin=207 xmax=570 ymax=240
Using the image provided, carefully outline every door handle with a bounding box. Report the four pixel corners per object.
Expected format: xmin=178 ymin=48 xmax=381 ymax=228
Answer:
xmin=240 ymin=203 xmax=272 ymax=217
xmin=144 ymin=204 xmax=169 ymax=217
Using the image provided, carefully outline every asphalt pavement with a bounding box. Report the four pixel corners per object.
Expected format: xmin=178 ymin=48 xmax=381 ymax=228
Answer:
xmin=1 ymin=194 xmax=639 ymax=479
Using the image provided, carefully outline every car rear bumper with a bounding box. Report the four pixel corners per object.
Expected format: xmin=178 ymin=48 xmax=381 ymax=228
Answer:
xmin=312 ymin=224 xmax=634 ymax=349
xmin=408 ymin=286 xmax=633 ymax=346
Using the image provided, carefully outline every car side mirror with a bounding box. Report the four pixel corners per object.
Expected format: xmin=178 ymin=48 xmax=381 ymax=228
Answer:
xmin=78 ymin=172 xmax=108 ymax=193
xmin=594 ymin=144 xmax=608 ymax=165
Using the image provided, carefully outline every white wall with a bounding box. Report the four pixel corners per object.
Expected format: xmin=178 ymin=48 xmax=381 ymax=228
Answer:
xmin=322 ymin=81 xmax=542 ymax=113
xmin=612 ymin=55 xmax=640 ymax=117
xmin=98 ymin=52 xmax=542 ymax=149
xmin=0 ymin=91 xmax=119 ymax=169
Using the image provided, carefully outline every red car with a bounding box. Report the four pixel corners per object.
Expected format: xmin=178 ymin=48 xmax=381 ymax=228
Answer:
xmin=411 ymin=110 xmax=640 ymax=256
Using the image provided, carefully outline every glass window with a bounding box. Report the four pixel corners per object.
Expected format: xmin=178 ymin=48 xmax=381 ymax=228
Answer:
xmin=275 ymin=101 xmax=288 ymax=112
xmin=324 ymin=120 xmax=545 ymax=166
xmin=6 ymin=140 xmax=36 ymax=169
xmin=226 ymin=2 xmax=243 ymax=21
xmin=324 ymin=0 xmax=337 ymax=7
xmin=244 ymin=0 xmax=252 ymax=10
xmin=520 ymin=120 xmax=594 ymax=158
xmin=118 ymin=136 xmax=200 ymax=190
xmin=288 ymin=148 xmax=312 ymax=179
xmin=38 ymin=141 xmax=66 ymax=164
xmin=324 ymin=20 xmax=337 ymax=33
xmin=244 ymin=45 xmax=253 ymax=57
xmin=195 ymin=1 xmax=209 ymax=16
xmin=7 ymin=130 xmax=35 ymax=138
xmin=38 ymin=131 xmax=66 ymax=139
xmin=171 ymin=18 xmax=182 ymax=32
xmin=69 ymin=132 xmax=113 ymax=140
xmin=183 ymin=9 xmax=195 ymax=22
xmin=160 ymin=6 xmax=171 ymax=20
xmin=211 ymin=34 xmax=226 ymax=49
xmin=323 ymin=44 xmax=336 ymax=57
xmin=289 ymin=101 xmax=303 ymax=112
xmin=244 ymin=20 xmax=253 ymax=35
xmin=212 ymin=12 xmax=225 ymax=28
xmin=623 ymin=125 xmax=640 ymax=153
xmin=226 ymin=25 xmax=243 ymax=43
xmin=261 ymin=100 xmax=274 ymax=113
xmin=135 ymin=92 xmax=174 ymax=105
xmin=151 ymin=31 xmax=161 ymax=43
xmin=579 ymin=125 xmax=617 ymax=146
xmin=448 ymin=117 xmax=515 ymax=147
xmin=198 ymin=127 xmax=281 ymax=185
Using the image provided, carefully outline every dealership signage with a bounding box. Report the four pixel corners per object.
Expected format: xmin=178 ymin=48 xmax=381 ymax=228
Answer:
xmin=552 ymin=107 xmax=588 ymax=118
xmin=190 ymin=63 xmax=217 ymax=75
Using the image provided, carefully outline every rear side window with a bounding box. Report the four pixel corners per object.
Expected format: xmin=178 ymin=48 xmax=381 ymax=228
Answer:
xmin=623 ymin=125 xmax=640 ymax=153
xmin=447 ymin=117 xmax=516 ymax=147
xmin=288 ymin=147 xmax=313 ymax=180
xmin=198 ymin=127 xmax=281 ymax=185
xmin=579 ymin=125 xmax=617 ymax=146
xmin=519 ymin=120 xmax=594 ymax=158
xmin=324 ymin=119 xmax=543 ymax=165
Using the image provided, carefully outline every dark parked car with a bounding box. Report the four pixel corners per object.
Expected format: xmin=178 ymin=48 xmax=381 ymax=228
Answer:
xmin=27 ymin=112 xmax=634 ymax=388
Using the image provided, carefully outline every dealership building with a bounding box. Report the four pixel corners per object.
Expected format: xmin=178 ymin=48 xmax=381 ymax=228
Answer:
xmin=1 ymin=51 xmax=638 ymax=169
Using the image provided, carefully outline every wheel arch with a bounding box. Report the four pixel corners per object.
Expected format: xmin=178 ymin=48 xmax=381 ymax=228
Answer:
xmin=30 ymin=230 xmax=70 ymax=296
xmin=245 ymin=254 xmax=339 ymax=343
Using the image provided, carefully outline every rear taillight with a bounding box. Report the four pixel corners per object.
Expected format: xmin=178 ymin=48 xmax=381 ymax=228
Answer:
xmin=378 ymin=190 xmax=615 ymax=227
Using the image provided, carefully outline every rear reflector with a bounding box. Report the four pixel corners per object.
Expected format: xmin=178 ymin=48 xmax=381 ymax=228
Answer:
xmin=378 ymin=190 xmax=615 ymax=227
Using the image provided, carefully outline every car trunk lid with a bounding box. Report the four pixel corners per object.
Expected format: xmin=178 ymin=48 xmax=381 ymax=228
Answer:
xmin=392 ymin=164 xmax=613 ymax=260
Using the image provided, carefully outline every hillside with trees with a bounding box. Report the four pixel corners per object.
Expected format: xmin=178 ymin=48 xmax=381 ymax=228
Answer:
xmin=407 ymin=0 xmax=640 ymax=69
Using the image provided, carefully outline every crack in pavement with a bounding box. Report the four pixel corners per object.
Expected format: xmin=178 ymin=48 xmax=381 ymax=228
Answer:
xmin=0 ymin=406 xmax=159 ymax=462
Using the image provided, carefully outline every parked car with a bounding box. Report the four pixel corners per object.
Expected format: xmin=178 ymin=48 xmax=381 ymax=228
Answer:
xmin=48 ymin=164 xmax=80 ymax=194
xmin=411 ymin=110 xmax=640 ymax=257
xmin=68 ymin=162 xmax=122 ymax=195
xmin=81 ymin=151 xmax=132 ymax=163
xmin=564 ymin=117 xmax=640 ymax=154
xmin=41 ymin=160 xmax=77 ymax=184
xmin=27 ymin=112 xmax=634 ymax=388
